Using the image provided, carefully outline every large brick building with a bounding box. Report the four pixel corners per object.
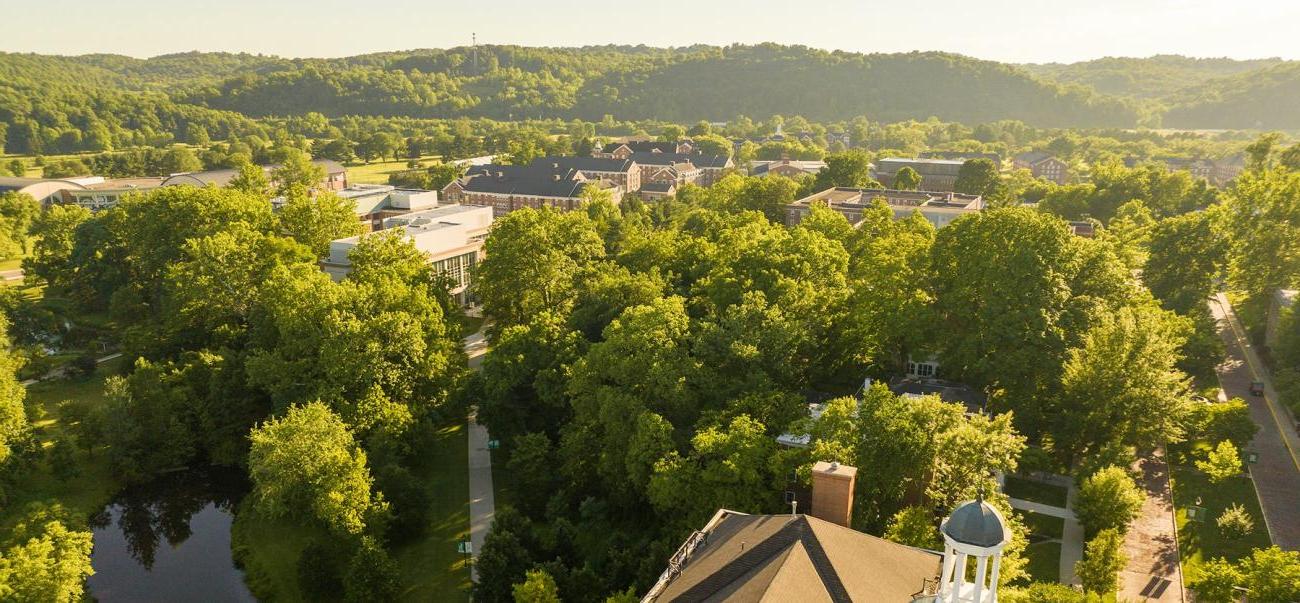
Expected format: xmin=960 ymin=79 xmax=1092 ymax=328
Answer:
xmin=873 ymin=158 xmax=965 ymax=192
xmin=1013 ymin=151 xmax=1069 ymax=185
xmin=529 ymin=156 xmax=640 ymax=192
xmin=595 ymin=139 xmax=694 ymax=158
xmin=630 ymin=151 xmax=733 ymax=187
xmin=441 ymin=164 xmax=621 ymax=217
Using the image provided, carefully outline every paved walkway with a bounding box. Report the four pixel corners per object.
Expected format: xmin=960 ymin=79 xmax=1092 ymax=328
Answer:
xmin=1007 ymin=477 xmax=1084 ymax=585
xmin=1118 ymin=449 xmax=1185 ymax=603
xmin=19 ymin=351 xmax=122 ymax=386
xmin=464 ymin=325 xmax=493 ymax=582
xmin=1210 ymin=294 xmax=1300 ymax=550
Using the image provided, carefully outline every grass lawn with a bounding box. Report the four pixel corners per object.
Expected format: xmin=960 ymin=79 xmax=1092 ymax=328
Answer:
xmin=1016 ymin=510 xmax=1065 ymax=541
xmin=347 ymin=156 xmax=441 ymax=185
xmin=1022 ymin=541 xmax=1062 ymax=584
xmin=0 ymin=358 xmax=125 ymax=533
xmin=1004 ymin=475 xmax=1068 ymax=508
xmin=391 ymin=420 xmax=472 ymax=602
xmin=1170 ymin=465 xmax=1272 ymax=583
xmin=233 ymin=419 xmax=471 ymax=602
xmin=0 ymin=257 xmax=24 ymax=272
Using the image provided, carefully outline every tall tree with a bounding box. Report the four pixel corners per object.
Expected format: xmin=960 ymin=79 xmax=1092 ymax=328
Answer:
xmin=894 ymin=166 xmax=922 ymax=190
xmin=1075 ymin=528 xmax=1127 ymax=595
xmin=277 ymin=191 xmax=365 ymax=258
xmin=954 ymin=158 xmax=1001 ymax=196
xmin=475 ymin=208 xmax=605 ymax=333
xmin=1052 ymin=304 xmax=1192 ymax=464
xmin=248 ymin=402 xmax=383 ymax=535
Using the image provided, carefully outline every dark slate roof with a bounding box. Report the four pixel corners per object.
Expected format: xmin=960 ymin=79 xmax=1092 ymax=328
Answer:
xmin=1014 ymin=151 xmax=1055 ymax=165
xmin=605 ymin=140 xmax=680 ymax=154
xmin=529 ymin=156 xmax=634 ymax=173
xmin=630 ymin=152 xmax=731 ymax=169
xmin=640 ymin=181 xmax=676 ymax=193
xmin=889 ymin=379 xmax=987 ymax=414
xmin=466 ymin=163 xmax=583 ymax=181
xmin=942 ymin=501 xmax=1009 ymax=548
xmin=458 ymin=171 xmax=588 ymax=198
xmin=651 ymin=512 xmax=940 ymax=602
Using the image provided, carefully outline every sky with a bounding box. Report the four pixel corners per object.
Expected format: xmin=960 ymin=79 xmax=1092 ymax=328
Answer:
xmin=5 ymin=0 xmax=1300 ymax=64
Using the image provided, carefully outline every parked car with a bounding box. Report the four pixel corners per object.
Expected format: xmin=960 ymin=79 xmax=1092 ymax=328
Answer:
xmin=1249 ymin=381 xmax=1266 ymax=396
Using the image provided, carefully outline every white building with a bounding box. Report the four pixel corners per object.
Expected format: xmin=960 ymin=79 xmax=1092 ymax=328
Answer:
xmin=321 ymin=204 xmax=493 ymax=305
xmin=332 ymin=184 xmax=440 ymax=229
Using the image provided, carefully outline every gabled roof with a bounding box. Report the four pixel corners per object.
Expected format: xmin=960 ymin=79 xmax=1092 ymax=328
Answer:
xmin=529 ymin=156 xmax=635 ymax=173
xmin=640 ymin=181 xmax=677 ymax=194
xmin=457 ymin=168 xmax=589 ymax=198
xmin=1014 ymin=151 xmax=1057 ymax=165
xmin=651 ymin=511 xmax=940 ymax=602
xmin=630 ymin=152 xmax=731 ymax=169
xmin=603 ymin=140 xmax=681 ymax=154
xmin=465 ymin=163 xmax=584 ymax=181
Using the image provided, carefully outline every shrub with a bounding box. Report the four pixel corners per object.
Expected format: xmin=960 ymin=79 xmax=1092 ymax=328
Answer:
xmin=296 ymin=540 xmax=345 ymax=602
xmin=375 ymin=465 xmax=431 ymax=545
xmin=1197 ymin=440 xmax=1242 ymax=484
xmin=1073 ymin=466 xmax=1144 ymax=536
xmin=343 ymin=537 xmax=400 ymax=603
xmin=70 ymin=352 xmax=97 ymax=378
xmin=1191 ymin=558 xmax=1243 ymax=603
xmin=1075 ymin=528 xmax=1127 ymax=595
xmin=1216 ymin=503 xmax=1255 ymax=540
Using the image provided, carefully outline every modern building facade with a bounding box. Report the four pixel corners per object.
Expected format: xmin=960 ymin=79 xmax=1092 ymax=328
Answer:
xmin=321 ymin=204 xmax=493 ymax=305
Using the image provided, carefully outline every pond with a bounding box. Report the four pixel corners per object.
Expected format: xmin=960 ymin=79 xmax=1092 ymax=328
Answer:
xmin=86 ymin=468 xmax=257 ymax=603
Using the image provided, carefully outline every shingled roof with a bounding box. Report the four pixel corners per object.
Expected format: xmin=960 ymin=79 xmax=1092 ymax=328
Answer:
xmin=529 ymin=156 xmax=635 ymax=173
xmin=630 ymin=152 xmax=731 ymax=169
xmin=649 ymin=511 xmax=940 ymax=603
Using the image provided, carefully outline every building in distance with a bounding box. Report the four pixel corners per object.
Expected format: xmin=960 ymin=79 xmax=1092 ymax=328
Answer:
xmin=873 ymin=157 xmax=965 ymax=192
xmin=321 ymin=204 xmax=493 ymax=306
xmin=162 ymin=159 xmax=348 ymax=191
xmin=750 ymin=157 xmax=826 ymax=178
xmin=1012 ymin=151 xmax=1070 ymax=185
xmin=786 ymin=187 xmax=984 ymax=229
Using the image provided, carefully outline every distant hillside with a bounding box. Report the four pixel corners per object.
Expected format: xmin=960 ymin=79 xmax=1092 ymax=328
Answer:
xmin=161 ymin=45 xmax=1141 ymax=128
xmin=1163 ymin=62 xmax=1300 ymax=129
xmin=1021 ymin=55 xmax=1287 ymax=99
xmin=14 ymin=45 xmax=1300 ymax=144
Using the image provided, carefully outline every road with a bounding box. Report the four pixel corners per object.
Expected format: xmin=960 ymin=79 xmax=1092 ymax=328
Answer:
xmin=463 ymin=325 xmax=493 ymax=581
xmin=1210 ymin=294 xmax=1300 ymax=550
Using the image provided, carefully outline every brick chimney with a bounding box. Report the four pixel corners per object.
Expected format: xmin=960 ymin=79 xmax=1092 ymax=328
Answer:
xmin=810 ymin=461 xmax=857 ymax=527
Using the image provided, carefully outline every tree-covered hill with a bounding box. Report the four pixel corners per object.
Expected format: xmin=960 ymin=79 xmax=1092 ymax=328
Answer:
xmin=1162 ymin=62 xmax=1300 ymax=129
xmin=1020 ymin=55 xmax=1287 ymax=99
xmin=0 ymin=45 xmax=1144 ymax=130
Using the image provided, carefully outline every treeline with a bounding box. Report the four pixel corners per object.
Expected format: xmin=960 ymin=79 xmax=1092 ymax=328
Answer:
xmin=0 ymin=45 xmax=1143 ymax=133
xmin=0 ymin=53 xmax=263 ymax=155
xmin=1021 ymin=55 xmax=1286 ymax=99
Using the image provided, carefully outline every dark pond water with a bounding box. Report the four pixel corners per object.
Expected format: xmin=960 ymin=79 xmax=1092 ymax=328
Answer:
xmin=86 ymin=468 xmax=257 ymax=603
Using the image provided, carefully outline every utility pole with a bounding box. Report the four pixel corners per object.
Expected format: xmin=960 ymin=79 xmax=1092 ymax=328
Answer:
xmin=471 ymin=33 xmax=478 ymax=74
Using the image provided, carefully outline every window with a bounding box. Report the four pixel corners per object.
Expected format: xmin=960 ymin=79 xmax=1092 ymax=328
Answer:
xmin=916 ymin=363 xmax=936 ymax=377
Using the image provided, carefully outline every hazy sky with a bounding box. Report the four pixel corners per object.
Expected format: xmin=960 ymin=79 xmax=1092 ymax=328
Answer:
xmin=6 ymin=0 xmax=1300 ymax=63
